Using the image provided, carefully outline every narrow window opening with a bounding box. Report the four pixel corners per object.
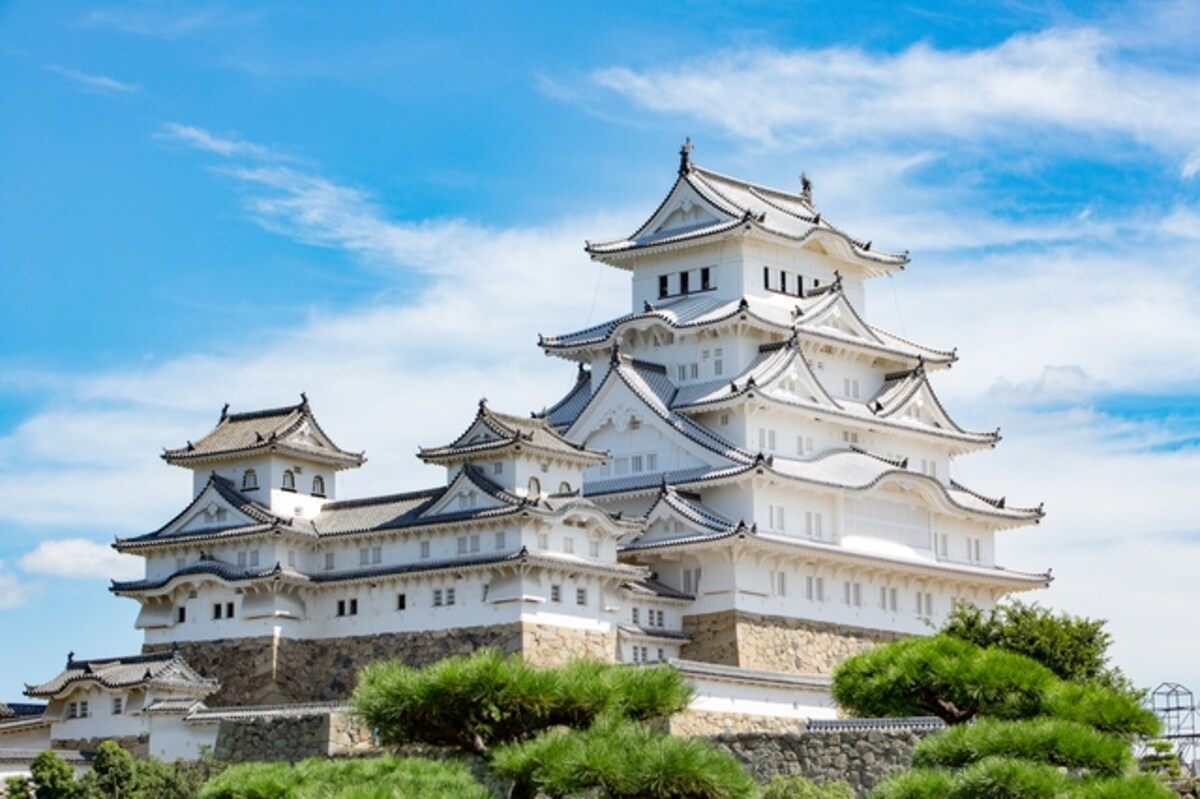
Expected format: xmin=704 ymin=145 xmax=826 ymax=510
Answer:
xmin=282 ymin=470 xmax=296 ymax=491
xmin=312 ymin=475 xmax=326 ymax=496
xmin=700 ymin=267 xmax=711 ymax=291
xmin=658 ymin=274 xmax=669 ymax=299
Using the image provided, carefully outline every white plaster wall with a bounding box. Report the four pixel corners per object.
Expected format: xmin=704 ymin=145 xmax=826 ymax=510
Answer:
xmin=149 ymin=717 xmax=218 ymax=761
xmin=686 ymin=675 xmax=837 ymax=720
xmin=629 ymin=240 xmax=744 ymax=310
xmin=0 ymin=723 xmax=50 ymax=750
xmin=47 ymin=687 xmax=146 ymax=742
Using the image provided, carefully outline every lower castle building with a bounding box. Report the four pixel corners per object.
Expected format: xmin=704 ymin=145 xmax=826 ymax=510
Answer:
xmin=1 ymin=146 xmax=1049 ymax=764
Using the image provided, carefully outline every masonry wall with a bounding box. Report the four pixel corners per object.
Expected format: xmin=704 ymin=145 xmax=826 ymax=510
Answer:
xmin=213 ymin=712 xmax=376 ymax=764
xmin=710 ymin=728 xmax=938 ymax=798
xmin=149 ymin=621 xmax=618 ymax=706
xmin=681 ymin=611 xmax=902 ymax=674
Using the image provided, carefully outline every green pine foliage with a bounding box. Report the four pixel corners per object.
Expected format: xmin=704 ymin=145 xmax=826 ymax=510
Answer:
xmin=760 ymin=774 xmax=855 ymax=798
xmin=198 ymin=756 xmax=493 ymax=799
xmin=868 ymin=760 xmax=1176 ymax=799
xmin=351 ymin=649 xmax=692 ymax=754
xmin=912 ymin=718 xmax=1132 ymax=777
xmin=29 ymin=750 xmax=77 ymax=799
xmin=489 ymin=720 xmax=756 ymax=799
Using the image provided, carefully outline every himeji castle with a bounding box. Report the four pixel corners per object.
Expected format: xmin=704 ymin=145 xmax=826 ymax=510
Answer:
xmin=1 ymin=143 xmax=1050 ymax=762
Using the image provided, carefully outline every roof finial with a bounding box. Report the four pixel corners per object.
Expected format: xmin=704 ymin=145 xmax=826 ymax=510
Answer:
xmin=220 ymin=403 xmax=230 ymax=421
xmin=679 ymin=137 xmax=693 ymax=175
xmin=832 ymin=270 xmax=843 ymax=292
xmin=479 ymin=397 xmax=488 ymax=410
xmin=800 ymin=171 xmax=812 ymax=202
xmin=299 ymin=392 xmax=309 ymax=407
xmin=610 ymin=341 xmax=621 ymax=365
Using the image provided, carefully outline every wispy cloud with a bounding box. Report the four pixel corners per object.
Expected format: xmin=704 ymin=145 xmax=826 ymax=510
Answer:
xmin=158 ymin=123 xmax=275 ymax=160
xmin=80 ymin=7 xmax=257 ymax=39
xmin=19 ymin=539 xmax=142 ymax=580
xmin=45 ymin=64 xmax=140 ymax=95
xmin=591 ymin=27 xmax=1200 ymax=174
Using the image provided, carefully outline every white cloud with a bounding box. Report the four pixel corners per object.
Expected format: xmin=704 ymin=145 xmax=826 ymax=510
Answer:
xmin=0 ymin=561 xmax=31 ymax=609
xmin=45 ymin=64 xmax=139 ymax=94
xmin=19 ymin=539 xmax=143 ymax=581
xmin=592 ymin=27 xmax=1200 ymax=172
xmin=80 ymin=8 xmax=256 ymax=39
xmin=158 ymin=123 xmax=275 ymax=160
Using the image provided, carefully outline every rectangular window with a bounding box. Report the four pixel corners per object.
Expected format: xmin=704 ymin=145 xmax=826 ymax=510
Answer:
xmin=175 ymin=556 xmax=186 ymax=571
xmin=359 ymin=548 xmax=370 ymax=566
xmin=372 ymin=546 xmax=382 ymax=564
xmin=469 ymin=535 xmax=480 ymax=554
xmin=659 ymin=274 xmax=669 ymax=299
xmin=250 ymin=550 xmax=260 ymax=567
xmin=771 ymin=570 xmax=787 ymax=597
xmin=538 ymin=533 xmax=549 ymax=550
xmin=420 ymin=541 xmax=430 ymax=559
xmin=680 ymin=271 xmax=690 ymax=294
xmin=806 ymin=576 xmax=825 ymax=602
xmin=967 ymin=537 xmax=982 ymax=563
xmin=588 ymin=540 xmax=600 ymax=557
xmin=677 ymin=365 xmax=687 ymax=381
xmin=397 ymin=593 xmax=406 ymax=611
xmin=433 ymin=590 xmax=443 ymax=607
xmin=646 ymin=453 xmax=658 ymax=471
xmin=576 ymin=588 xmax=587 ymax=606
xmin=493 ymin=461 xmax=503 ymax=475
xmin=550 ymin=584 xmax=561 ymax=603
xmin=763 ymin=266 xmax=770 ymax=289
xmin=805 ymin=511 xmax=823 ymax=539
xmin=446 ymin=588 xmax=456 ymax=606
xmin=843 ymin=582 xmax=862 ymax=607
xmin=700 ymin=267 xmax=711 ymax=291
xmin=482 ymin=584 xmax=490 ymax=602
xmin=780 ymin=272 xmax=788 ymax=294
xmin=112 ymin=697 xmax=123 ymax=715
xmin=287 ymin=550 xmax=296 ymax=568
xmin=176 ymin=606 xmax=186 ymax=623
xmin=915 ymin=591 xmax=933 ymax=617
xmin=495 ymin=531 xmax=506 ymax=550
xmin=457 ymin=537 xmax=468 ymax=555
xmin=337 ymin=599 xmax=346 ymax=616
xmin=689 ymin=363 xmax=699 ymax=379
xmin=324 ymin=552 xmax=335 ymax=571
xmin=631 ymin=454 xmax=644 ymax=473
xmin=719 ymin=413 xmax=729 ymax=426
xmin=563 ymin=537 xmax=575 ymax=554
xmin=842 ymin=430 xmax=860 ymax=445
xmin=936 ymin=534 xmax=949 ymax=557
xmin=682 ymin=567 xmax=701 ymax=595
xmin=79 ymin=700 xmax=89 ymax=718
xmin=212 ymin=603 xmax=222 ymax=620
xmin=632 ymin=607 xmax=640 ymax=624
xmin=226 ymin=601 xmax=235 ymax=618
xmin=237 ymin=551 xmax=247 ymax=568
xmin=769 ymin=504 xmax=785 ymax=531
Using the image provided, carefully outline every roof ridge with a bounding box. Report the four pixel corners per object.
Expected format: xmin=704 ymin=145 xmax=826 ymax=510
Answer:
xmin=320 ymin=487 xmax=443 ymax=510
xmin=223 ymin=402 xmax=304 ymax=423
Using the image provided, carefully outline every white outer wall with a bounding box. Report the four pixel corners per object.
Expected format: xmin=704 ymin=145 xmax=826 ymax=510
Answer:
xmin=685 ymin=675 xmax=837 ymax=721
xmin=149 ymin=717 xmax=218 ymax=762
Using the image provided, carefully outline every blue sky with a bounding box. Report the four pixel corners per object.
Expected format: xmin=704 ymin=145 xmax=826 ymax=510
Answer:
xmin=1 ymin=1 xmax=1198 ymax=702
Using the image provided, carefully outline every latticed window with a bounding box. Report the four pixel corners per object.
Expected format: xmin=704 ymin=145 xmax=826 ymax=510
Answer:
xmin=312 ymin=475 xmax=326 ymax=496
xmin=242 ymin=469 xmax=258 ymax=490
xmin=282 ymin=470 xmax=296 ymax=491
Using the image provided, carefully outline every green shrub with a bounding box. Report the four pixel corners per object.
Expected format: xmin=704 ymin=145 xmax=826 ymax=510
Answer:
xmin=199 ymin=756 xmax=492 ymax=799
xmin=912 ymin=717 xmax=1133 ymax=776
xmin=761 ymin=774 xmax=854 ymax=799
xmin=30 ymin=750 xmax=76 ymax=799
xmin=491 ymin=720 xmax=755 ymax=799
xmin=1041 ymin=681 xmax=1159 ymax=738
xmin=4 ymin=775 xmax=31 ymax=799
xmin=867 ymin=769 xmax=953 ymax=799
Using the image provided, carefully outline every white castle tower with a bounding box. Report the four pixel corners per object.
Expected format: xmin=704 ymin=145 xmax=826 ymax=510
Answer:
xmin=538 ymin=141 xmax=1049 ymax=674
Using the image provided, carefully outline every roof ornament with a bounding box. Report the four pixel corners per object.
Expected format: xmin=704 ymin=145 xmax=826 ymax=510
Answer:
xmin=186 ymin=440 xmax=194 ymax=451
xmin=644 ymin=300 xmax=653 ymax=313
xmin=800 ymin=171 xmax=812 ymax=203
xmin=737 ymin=297 xmax=750 ymax=312
xmin=913 ymin=355 xmax=926 ymax=378
xmin=478 ymin=397 xmax=488 ymax=410
xmin=220 ymin=403 xmax=230 ymax=421
xmin=609 ymin=342 xmax=621 ymax=365
xmin=66 ymin=651 xmax=75 ymax=667
xmin=812 ymin=213 xmax=821 ymax=225
xmin=299 ymin=392 xmax=309 ymax=408
xmin=863 ymin=241 xmax=872 ymax=251
xmin=832 ymin=270 xmax=843 ymax=292
xmin=678 ymin=137 xmax=694 ymax=175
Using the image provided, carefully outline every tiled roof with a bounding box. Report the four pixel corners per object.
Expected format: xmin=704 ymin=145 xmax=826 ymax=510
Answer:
xmin=670 ymin=658 xmax=832 ymax=689
xmin=25 ymin=651 xmax=218 ymax=699
xmin=162 ymin=396 xmax=364 ymax=469
xmin=0 ymin=749 xmax=90 ymax=765
xmin=617 ymin=624 xmax=691 ymax=642
xmin=421 ymin=400 xmax=605 ymax=465
xmin=644 ymin=483 xmax=737 ymax=534
xmin=540 ymin=292 xmax=952 ymax=367
xmin=145 ymin=698 xmax=208 ymax=714
xmin=187 ymin=701 xmax=348 ymax=721
xmin=116 ymin=473 xmax=292 ymax=550
xmin=585 ymin=158 xmax=907 ymax=272
xmin=312 ymin=488 xmax=443 ymax=535
xmin=621 ymin=576 xmax=695 ymax=602
xmin=808 ymin=717 xmax=946 ymax=732
xmin=537 ymin=365 xmax=594 ymax=429
xmin=111 ymin=557 xmax=294 ymax=593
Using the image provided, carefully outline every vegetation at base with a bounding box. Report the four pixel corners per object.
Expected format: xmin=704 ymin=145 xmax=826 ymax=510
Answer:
xmin=490 ymin=719 xmax=756 ymax=799
xmin=834 ymin=603 xmax=1170 ymax=799
xmin=352 ymin=649 xmax=692 ymax=755
xmin=352 ymin=649 xmax=757 ymax=799
xmin=941 ymin=600 xmax=1138 ymax=696
xmin=198 ymin=755 xmax=494 ymax=799
xmin=760 ymin=774 xmax=855 ymax=799
xmin=26 ymin=743 xmax=217 ymax=799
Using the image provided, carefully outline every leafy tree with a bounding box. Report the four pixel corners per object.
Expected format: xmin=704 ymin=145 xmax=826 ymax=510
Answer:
xmin=30 ymin=750 xmax=77 ymax=799
xmin=832 ymin=632 xmax=1166 ymax=798
xmin=942 ymin=601 xmax=1137 ymax=695
xmin=5 ymin=775 xmax=32 ymax=799
xmin=81 ymin=741 xmax=135 ymax=799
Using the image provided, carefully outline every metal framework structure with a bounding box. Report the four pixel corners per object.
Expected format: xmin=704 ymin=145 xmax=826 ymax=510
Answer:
xmin=1152 ymin=682 xmax=1199 ymax=773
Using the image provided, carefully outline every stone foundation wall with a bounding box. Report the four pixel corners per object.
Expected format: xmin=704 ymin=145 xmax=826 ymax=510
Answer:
xmin=668 ymin=710 xmax=806 ymax=737
xmin=150 ymin=621 xmax=621 ymax=705
xmin=50 ymin=734 xmax=148 ymax=758
xmin=711 ymin=728 xmax=937 ymax=798
xmin=213 ymin=710 xmax=377 ymax=764
xmin=682 ymin=611 xmax=902 ymax=674
xmin=521 ymin=623 xmax=616 ymax=666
